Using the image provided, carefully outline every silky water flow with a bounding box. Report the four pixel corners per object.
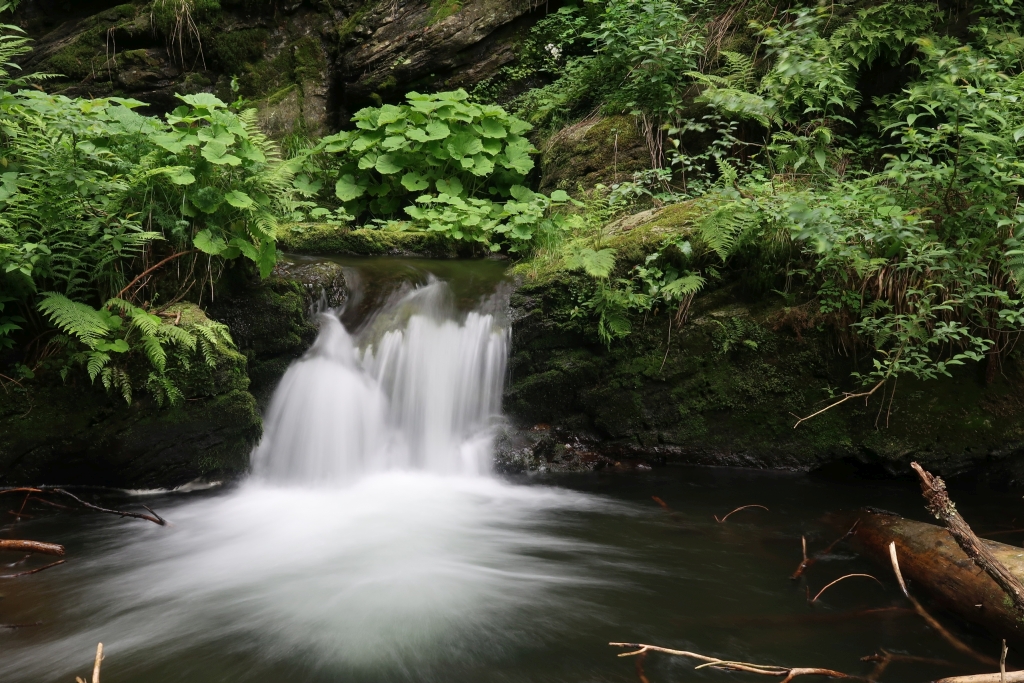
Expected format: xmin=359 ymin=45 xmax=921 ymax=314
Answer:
xmin=3 ymin=272 xmax=618 ymax=683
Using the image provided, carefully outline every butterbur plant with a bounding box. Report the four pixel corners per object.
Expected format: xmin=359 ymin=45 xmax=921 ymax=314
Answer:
xmin=315 ymin=90 xmax=568 ymax=251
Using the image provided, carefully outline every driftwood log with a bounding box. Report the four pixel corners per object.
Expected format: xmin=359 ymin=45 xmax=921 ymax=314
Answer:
xmin=830 ymin=509 xmax=1024 ymax=644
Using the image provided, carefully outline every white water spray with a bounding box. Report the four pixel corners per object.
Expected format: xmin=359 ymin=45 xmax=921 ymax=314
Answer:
xmin=251 ymin=279 xmax=508 ymax=483
xmin=2 ymin=266 xmax=625 ymax=683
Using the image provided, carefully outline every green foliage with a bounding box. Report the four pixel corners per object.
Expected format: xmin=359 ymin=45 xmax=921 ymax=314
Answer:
xmin=507 ymin=0 xmax=1024 ymax=403
xmin=315 ymin=90 xmax=571 ymax=252
xmin=0 ymin=7 xmax=293 ymax=403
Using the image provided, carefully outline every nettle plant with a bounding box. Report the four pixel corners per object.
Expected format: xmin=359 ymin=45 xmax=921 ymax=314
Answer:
xmin=317 ymin=90 xmax=572 ymax=252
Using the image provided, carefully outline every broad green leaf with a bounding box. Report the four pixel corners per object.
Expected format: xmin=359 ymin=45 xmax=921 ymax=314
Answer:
xmin=166 ymin=168 xmax=195 ymax=185
xmin=224 ymin=190 xmax=254 ymax=208
xmin=201 ymin=141 xmax=242 ymax=166
xmin=177 ymin=93 xmax=226 ymax=109
xmin=194 ymin=229 xmax=228 ymax=255
xmin=150 ymin=132 xmax=189 ymax=154
xmin=426 ymin=121 xmax=450 ymax=140
xmin=401 ymin=171 xmax=430 ymax=191
xmin=375 ymin=154 xmax=403 ymax=174
xmin=470 ymin=153 xmax=494 ymax=176
xmin=335 ymin=175 xmax=367 ymax=202
xmin=436 ymin=177 xmax=465 ymax=196
xmin=550 ymin=189 xmax=569 ymax=202
xmin=376 ymin=104 xmax=406 ymax=126
xmin=447 ymin=132 xmax=484 ymax=159
xmin=229 ymin=237 xmax=259 ymax=261
xmin=294 ymin=175 xmax=324 ymax=196
xmin=480 ymin=118 xmax=506 ymax=138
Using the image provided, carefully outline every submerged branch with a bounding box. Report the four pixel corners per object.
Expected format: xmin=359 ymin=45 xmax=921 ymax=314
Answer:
xmin=792 ymin=520 xmax=860 ymax=580
xmin=0 ymin=559 xmax=66 ymax=578
xmin=610 ymin=643 xmax=856 ymax=683
xmin=888 ymin=542 xmax=997 ymax=667
xmin=715 ymin=505 xmax=770 ymax=523
xmin=0 ymin=487 xmax=166 ymax=525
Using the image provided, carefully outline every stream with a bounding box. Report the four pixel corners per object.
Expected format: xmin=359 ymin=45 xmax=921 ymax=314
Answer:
xmin=2 ymin=258 xmax=1020 ymax=682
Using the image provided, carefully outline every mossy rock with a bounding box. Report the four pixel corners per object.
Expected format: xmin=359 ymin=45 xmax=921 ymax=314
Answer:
xmin=539 ymin=115 xmax=651 ymax=193
xmin=0 ymin=303 xmax=260 ymax=488
xmin=278 ymin=223 xmax=471 ymax=258
xmin=506 ymin=264 xmax=1024 ymax=481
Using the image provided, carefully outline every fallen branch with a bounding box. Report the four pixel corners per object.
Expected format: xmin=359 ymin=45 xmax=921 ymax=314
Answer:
xmin=716 ymin=505 xmax=770 ymax=523
xmin=810 ymin=573 xmax=882 ymax=603
xmin=911 ymin=462 xmax=1024 ymax=619
xmin=792 ymin=380 xmax=885 ymax=429
xmin=0 ymin=487 xmax=166 ymax=525
xmin=0 ymin=539 xmax=65 ymax=556
xmin=116 ymin=250 xmax=196 ymax=300
xmin=888 ymin=542 xmax=997 ymax=667
xmin=0 ymin=558 xmax=66 ymax=578
xmin=610 ymin=643 xmax=856 ymax=683
xmin=792 ymin=520 xmax=860 ymax=580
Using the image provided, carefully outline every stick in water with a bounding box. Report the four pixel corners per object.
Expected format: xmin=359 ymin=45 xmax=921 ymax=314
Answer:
xmin=888 ymin=542 xmax=997 ymax=667
xmin=715 ymin=505 xmax=769 ymax=523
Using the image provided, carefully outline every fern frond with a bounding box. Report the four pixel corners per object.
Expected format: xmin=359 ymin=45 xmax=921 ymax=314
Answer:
xmin=38 ymin=293 xmax=115 ymax=347
xmin=566 ymin=247 xmax=617 ymax=278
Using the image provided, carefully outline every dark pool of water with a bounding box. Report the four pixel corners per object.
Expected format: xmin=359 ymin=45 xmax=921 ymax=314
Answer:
xmin=2 ymin=467 xmax=1020 ymax=683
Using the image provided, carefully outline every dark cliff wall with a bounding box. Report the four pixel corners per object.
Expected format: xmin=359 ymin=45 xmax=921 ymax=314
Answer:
xmin=13 ymin=0 xmax=545 ymax=132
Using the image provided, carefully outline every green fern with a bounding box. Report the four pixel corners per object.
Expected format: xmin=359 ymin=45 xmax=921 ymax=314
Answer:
xmin=566 ymin=247 xmax=617 ymax=279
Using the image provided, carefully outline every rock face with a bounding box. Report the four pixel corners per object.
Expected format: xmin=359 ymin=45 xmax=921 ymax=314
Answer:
xmin=13 ymin=0 xmax=542 ymax=131
xmin=0 ymin=304 xmax=261 ymax=488
xmin=502 ymin=209 xmax=1024 ymax=481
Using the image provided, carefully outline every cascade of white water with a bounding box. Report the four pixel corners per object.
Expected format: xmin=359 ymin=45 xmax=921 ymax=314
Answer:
xmin=250 ymin=279 xmax=508 ymax=483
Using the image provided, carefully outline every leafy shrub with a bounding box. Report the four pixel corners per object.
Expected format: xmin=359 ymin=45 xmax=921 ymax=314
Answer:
xmin=0 ymin=6 xmax=296 ymax=402
xmin=316 ymin=90 xmax=571 ymax=252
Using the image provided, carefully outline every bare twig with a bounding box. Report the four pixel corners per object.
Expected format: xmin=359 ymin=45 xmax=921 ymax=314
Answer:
xmin=793 ymin=380 xmax=885 ymax=429
xmin=716 ymin=505 xmax=770 ymax=523
xmin=0 ymin=487 xmax=166 ymax=525
xmin=610 ymin=643 xmax=856 ymax=683
xmin=77 ymin=642 xmax=104 ymax=683
xmin=792 ymin=520 xmax=860 ymax=580
xmin=810 ymin=574 xmax=882 ymax=603
xmin=0 ymin=559 xmax=66 ymax=578
xmin=1002 ymin=641 xmax=1008 ymax=683
xmin=116 ymin=250 xmax=196 ymax=300
xmin=888 ymin=542 xmax=997 ymax=667
xmin=0 ymin=540 xmax=65 ymax=556
xmin=911 ymin=462 xmax=1024 ymax=619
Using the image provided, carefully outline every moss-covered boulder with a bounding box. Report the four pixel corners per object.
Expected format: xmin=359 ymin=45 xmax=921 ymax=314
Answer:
xmin=209 ymin=273 xmax=320 ymax=406
xmin=0 ymin=304 xmax=260 ymax=488
xmin=505 ymin=207 xmax=1024 ymax=481
xmin=539 ymin=115 xmax=652 ymax=192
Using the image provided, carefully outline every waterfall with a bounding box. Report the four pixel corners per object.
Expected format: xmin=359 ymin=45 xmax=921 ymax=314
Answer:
xmin=251 ymin=278 xmax=509 ymax=483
